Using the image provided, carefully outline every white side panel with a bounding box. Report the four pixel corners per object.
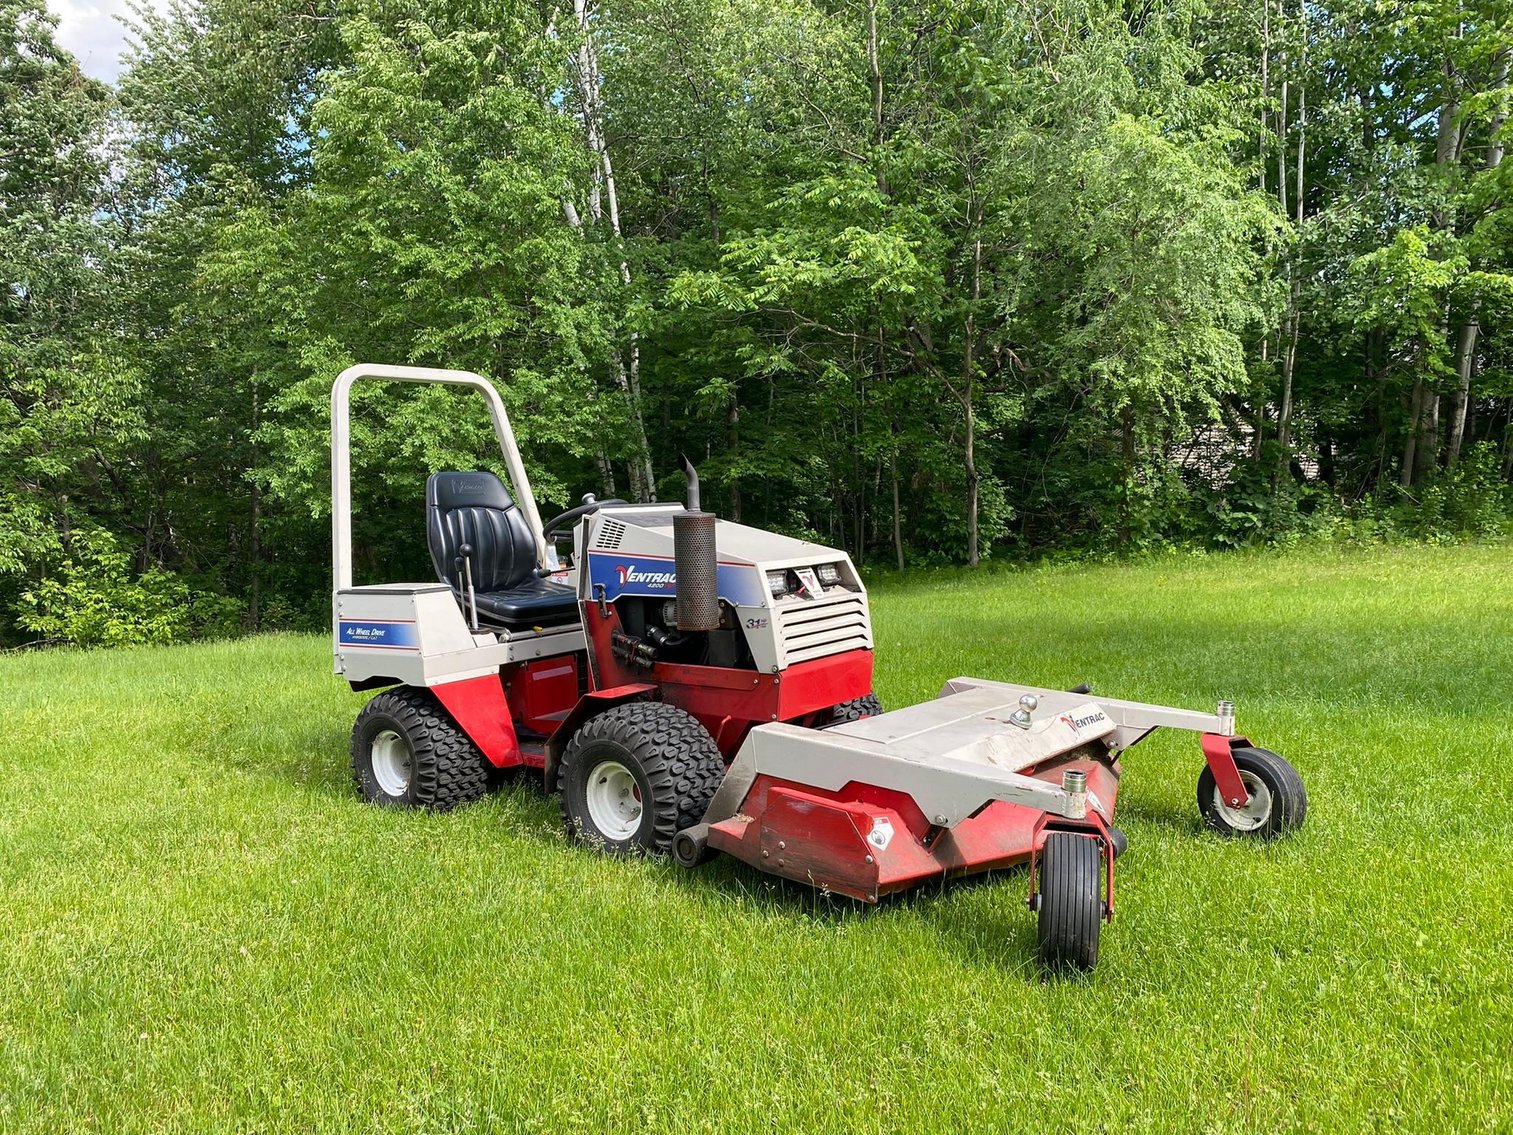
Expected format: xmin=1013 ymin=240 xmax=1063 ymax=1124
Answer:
xmin=335 ymin=585 xmax=585 ymax=686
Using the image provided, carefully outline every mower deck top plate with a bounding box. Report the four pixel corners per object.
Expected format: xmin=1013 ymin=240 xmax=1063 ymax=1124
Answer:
xmin=829 ymin=687 xmax=1115 ymax=774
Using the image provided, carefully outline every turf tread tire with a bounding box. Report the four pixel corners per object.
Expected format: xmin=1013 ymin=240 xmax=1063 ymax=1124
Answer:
xmin=1037 ymin=832 xmax=1102 ymax=973
xmin=557 ymin=702 xmax=725 ymax=855
xmin=829 ymin=693 xmax=883 ymax=725
xmin=351 ymin=686 xmax=490 ymax=812
xmin=1197 ymin=746 xmax=1307 ymax=839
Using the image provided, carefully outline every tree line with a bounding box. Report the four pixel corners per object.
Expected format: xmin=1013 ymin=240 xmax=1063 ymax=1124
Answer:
xmin=2 ymin=0 xmax=1510 ymax=646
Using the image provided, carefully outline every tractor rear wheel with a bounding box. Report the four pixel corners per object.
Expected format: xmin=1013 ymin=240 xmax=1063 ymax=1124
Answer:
xmin=1036 ymin=832 xmax=1103 ymax=973
xmin=1197 ymin=747 xmax=1307 ymax=839
xmin=351 ymin=687 xmax=490 ymax=811
xmin=557 ymin=702 xmax=725 ymax=855
xmin=829 ymin=692 xmax=883 ymax=725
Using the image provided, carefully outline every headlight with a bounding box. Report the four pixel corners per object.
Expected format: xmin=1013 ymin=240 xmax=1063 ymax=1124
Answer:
xmin=816 ymin=563 xmax=841 ymax=585
xmin=766 ymin=569 xmax=789 ymax=597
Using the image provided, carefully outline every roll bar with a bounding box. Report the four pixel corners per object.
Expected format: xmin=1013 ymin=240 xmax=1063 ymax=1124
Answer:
xmin=330 ymin=364 xmax=550 ymax=591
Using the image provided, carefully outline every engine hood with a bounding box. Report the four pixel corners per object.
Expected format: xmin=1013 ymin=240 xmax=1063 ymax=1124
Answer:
xmin=599 ymin=507 xmax=845 ymax=567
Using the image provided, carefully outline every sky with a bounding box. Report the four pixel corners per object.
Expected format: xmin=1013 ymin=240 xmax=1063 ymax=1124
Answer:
xmin=51 ymin=0 xmax=168 ymax=83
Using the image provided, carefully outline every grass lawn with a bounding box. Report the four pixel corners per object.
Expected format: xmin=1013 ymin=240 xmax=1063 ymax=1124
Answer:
xmin=2 ymin=543 xmax=1510 ymax=1133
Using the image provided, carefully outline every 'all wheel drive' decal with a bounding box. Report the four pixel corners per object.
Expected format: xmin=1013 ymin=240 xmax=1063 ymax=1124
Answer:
xmin=338 ymin=620 xmax=419 ymax=649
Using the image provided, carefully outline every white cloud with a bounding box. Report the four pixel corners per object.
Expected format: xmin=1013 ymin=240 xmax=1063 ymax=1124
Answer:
xmin=50 ymin=0 xmax=168 ymax=83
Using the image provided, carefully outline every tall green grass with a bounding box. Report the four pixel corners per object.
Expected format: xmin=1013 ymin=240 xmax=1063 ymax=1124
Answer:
xmin=2 ymin=544 xmax=1509 ymax=1133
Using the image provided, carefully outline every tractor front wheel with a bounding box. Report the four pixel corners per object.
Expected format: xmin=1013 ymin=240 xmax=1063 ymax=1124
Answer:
xmin=558 ymin=702 xmax=725 ymax=855
xmin=1197 ymin=747 xmax=1307 ymax=839
xmin=351 ymin=687 xmax=489 ymax=811
xmin=1036 ymin=832 xmax=1103 ymax=973
xmin=829 ymin=692 xmax=883 ymax=725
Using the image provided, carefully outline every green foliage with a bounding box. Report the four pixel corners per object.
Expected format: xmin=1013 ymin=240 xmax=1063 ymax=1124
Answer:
xmin=15 ymin=529 xmax=242 ymax=647
xmin=1393 ymin=443 xmax=1512 ymax=539
xmin=0 ymin=0 xmax=1509 ymax=640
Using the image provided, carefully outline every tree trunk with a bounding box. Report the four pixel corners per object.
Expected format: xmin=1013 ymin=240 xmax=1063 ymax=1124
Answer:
xmin=963 ymin=237 xmax=981 ymax=567
xmin=891 ymin=448 xmax=904 ymax=572
xmin=1432 ymin=47 xmax=1461 ymax=230
xmin=1402 ymin=374 xmax=1423 ymax=489
xmin=1416 ymin=392 xmax=1440 ymax=484
xmin=597 ymin=450 xmax=618 ymax=497
xmin=1277 ymin=47 xmax=1288 ymax=219
xmin=1408 ymin=49 xmax=1464 ymax=483
xmin=1277 ymin=22 xmax=1305 ymax=484
xmin=572 ymin=0 xmax=656 ymax=501
xmin=1119 ymin=404 xmax=1136 ymax=547
xmin=1490 ymin=48 xmax=1510 ymax=169
xmin=866 ymin=0 xmax=886 ymax=195
xmin=249 ymin=384 xmax=261 ymax=631
xmin=1259 ymin=0 xmax=1270 ymax=197
xmin=1448 ymin=49 xmax=1506 ymax=467
xmin=1447 ymin=317 xmax=1479 ymax=467
xmin=726 ymin=397 xmax=742 ymax=522
xmin=1295 ymin=12 xmax=1306 ymax=228
xmin=1277 ymin=294 xmax=1299 ymax=480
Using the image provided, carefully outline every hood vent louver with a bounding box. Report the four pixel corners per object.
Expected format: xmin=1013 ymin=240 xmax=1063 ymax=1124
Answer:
xmin=595 ymin=518 xmax=627 ymax=550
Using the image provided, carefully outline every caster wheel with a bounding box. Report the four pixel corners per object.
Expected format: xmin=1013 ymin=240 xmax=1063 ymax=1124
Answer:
xmin=672 ymin=824 xmax=715 ymax=868
xmin=1107 ymin=826 xmax=1128 ymax=860
xmin=1036 ymin=832 xmax=1103 ymax=973
xmin=1198 ymin=747 xmax=1307 ymax=839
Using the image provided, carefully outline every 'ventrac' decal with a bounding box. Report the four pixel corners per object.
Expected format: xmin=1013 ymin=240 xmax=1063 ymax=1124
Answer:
xmin=586 ymin=553 xmax=765 ymax=606
xmin=1059 ymin=709 xmax=1109 ymax=732
xmin=615 ymin=563 xmax=677 ymax=590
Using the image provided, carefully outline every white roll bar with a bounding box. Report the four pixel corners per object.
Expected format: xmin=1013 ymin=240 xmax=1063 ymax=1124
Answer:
xmin=331 ymin=364 xmax=550 ymax=591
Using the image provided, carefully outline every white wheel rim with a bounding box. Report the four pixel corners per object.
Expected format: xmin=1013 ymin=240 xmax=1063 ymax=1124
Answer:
xmin=371 ymin=728 xmax=412 ymax=797
xmin=1213 ymin=770 xmax=1272 ymax=831
xmin=584 ymin=759 xmax=644 ymax=841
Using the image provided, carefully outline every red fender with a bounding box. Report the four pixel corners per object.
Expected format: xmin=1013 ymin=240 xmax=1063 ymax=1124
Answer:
xmin=542 ymin=683 xmax=659 ymax=789
xmin=431 ymin=673 xmax=522 ymax=769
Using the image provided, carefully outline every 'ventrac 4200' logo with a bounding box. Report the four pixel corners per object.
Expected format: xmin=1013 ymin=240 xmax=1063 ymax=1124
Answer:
xmin=615 ymin=563 xmax=677 ymax=589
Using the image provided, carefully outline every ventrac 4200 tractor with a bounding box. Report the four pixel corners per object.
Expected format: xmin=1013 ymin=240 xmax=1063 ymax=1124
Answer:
xmin=331 ymin=365 xmax=1307 ymax=971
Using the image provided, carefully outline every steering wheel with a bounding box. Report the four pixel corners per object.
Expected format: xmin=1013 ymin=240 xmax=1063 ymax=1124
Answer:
xmin=542 ymin=496 xmax=627 ymax=540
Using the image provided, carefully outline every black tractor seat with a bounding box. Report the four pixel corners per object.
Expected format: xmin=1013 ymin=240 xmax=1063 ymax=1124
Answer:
xmin=426 ymin=471 xmax=580 ymax=630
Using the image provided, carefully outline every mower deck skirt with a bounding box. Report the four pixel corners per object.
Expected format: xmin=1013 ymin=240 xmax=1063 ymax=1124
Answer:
xmin=701 ymin=677 xmax=1227 ymax=902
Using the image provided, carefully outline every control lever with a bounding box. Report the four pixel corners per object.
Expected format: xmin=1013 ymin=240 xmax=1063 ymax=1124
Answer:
xmin=455 ymin=542 xmax=479 ymax=631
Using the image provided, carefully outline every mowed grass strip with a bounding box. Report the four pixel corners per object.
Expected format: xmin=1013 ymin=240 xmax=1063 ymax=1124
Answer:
xmin=1 ymin=543 xmax=1510 ymax=1133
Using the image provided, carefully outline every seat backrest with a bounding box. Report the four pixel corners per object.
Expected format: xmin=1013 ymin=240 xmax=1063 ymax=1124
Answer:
xmin=426 ymin=472 xmax=539 ymax=593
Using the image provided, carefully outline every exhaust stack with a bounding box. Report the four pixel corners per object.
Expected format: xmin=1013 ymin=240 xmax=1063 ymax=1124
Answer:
xmin=673 ymin=454 xmax=719 ymax=631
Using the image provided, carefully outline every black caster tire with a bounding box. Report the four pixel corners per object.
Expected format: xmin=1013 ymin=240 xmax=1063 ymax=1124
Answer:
xmin=558 ymin=702 xmax=726 ymax=855
xmin=672 ymin=824 xmax=716 ymax=868
xmin=350 ymin=687 xmax=489 ymax=812
xmin=1107 ymin=826 xmax=1128 ymax=860
xmin=1037 ymin=832 xmax=1103 ymax=973
xmin=1197 ymin=747 xmax=1307 ymax=839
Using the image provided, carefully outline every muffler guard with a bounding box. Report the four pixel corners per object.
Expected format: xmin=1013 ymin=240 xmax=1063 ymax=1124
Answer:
xmin=673 ymin=511 xmax=719 ymax=631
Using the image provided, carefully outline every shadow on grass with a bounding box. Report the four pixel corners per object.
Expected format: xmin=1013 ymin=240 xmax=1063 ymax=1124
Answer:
xmin=266 ymin=720 xmax=1184 ymax=980
xmin=657 ymin=850 xmax=1075 ymax=977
